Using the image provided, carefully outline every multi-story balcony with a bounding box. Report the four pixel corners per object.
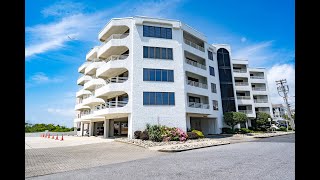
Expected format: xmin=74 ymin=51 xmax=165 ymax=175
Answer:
xmin=184 ymin=38 xmax=205 ymax=52
xmin=254 ymin=96 xmax=269 ymax=107
xmin=236 ymin=95 xmax=252 ymax=105
xmin=185 ymin=58 xmax=206 ymax=70
xmin=95 ymin=76 xmax=129 ymax=97
xmin=76 ymin=89 xmax=92 ymax=98
xmin=78 ymin=62 xmax=91 ymax=73
xmin=252 ymin=87 xmax=266 ymax=91
xmin=74 ymin=103 xmax=90 ymax=111
xmin=254 ymin=99 xmax=268 ymax=103
xmin=83 ymin=78 xmax=106 ymax=91
xmin=238 ymin=110 xmax=253 ymax=114
xmin=250 ymin=76 xmax=264 ymax=79
xmin=96 ymin=54 xmax=129 ymax=77
xmin=84 ymin=60 xmax=104 ymax=75
xmin=82 ymin=96 xmax=105 ymax=106
xmin=77 ymin=75 xmax=92 ymax=85
xmin=86 ymin=46 xmax=100 ymax=61
xmin=187 ymin=80 xmax=208 ymax=89
xmin=188 ymin=102 xmax=209 ymax=109
xmin=233 ymin=69 xmax=247 ymax=73
xmin=235 ymin=82 xmax=249 ymax=86
xmin=97 ymin=33 xmax=130 ymax=59
xmin=94 ymin=99 xmax=130 ymax=119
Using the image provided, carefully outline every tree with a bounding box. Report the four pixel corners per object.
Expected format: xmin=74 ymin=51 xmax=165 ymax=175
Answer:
xmin=224 ymin=112 xmax=248 ymax=131
xmin=256 ymin=112 xmax=272 ymax=130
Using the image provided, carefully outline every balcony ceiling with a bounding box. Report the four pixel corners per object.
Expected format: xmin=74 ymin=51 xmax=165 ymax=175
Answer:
xmin=100 ymin=26 xmax=129 ymax=41
xmin=99 ymin=46 xmax=128 ymax=60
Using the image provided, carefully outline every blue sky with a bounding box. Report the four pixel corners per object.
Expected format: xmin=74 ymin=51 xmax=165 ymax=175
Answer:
xmin=26 ymin=0 xmax=295 ymax=127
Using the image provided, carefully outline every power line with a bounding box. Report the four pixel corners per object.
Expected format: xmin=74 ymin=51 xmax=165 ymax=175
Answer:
xmin=276 ymin=79 xmax=295 ymax=130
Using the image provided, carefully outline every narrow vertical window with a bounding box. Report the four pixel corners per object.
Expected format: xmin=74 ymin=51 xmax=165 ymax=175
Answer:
xmin=149 ymin=47 xmax=155 ymax=58
xmin=143 ymin=92 xmax=149 ymax=105
xmin=155 ymin=47 xmax=160 ymax=59
xmin=162 ymin=70 xmax=168 ymax=81
xmin=143 ymin=46 xmax=148 ymax=58
xmin=166 ymin=28 xmax=172 ymax=39
xmin=168 ymin=70 xmax=174 ymax=82
xmin=155 ymin=69 xmax=161 ymax=81
xmin=161 ymin=48 xmax=167 ymax=59
xmin=169 ymin=92 xmax=175 ymax=105
xmin=167 ymin=48 xmax=173 ymax=60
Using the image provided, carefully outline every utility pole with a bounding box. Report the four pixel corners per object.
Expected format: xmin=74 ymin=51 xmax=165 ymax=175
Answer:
xmin=276 ymin=79 xmax=295 ymax=130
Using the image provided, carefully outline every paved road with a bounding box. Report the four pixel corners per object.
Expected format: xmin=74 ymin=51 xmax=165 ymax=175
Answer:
xmin=28 ymin=134 xmax=295 ymax=180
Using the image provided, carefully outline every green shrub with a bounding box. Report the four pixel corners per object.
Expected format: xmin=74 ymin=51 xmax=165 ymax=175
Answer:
xmin=278 ymin=127 xmax=288 ymax=131
xmin=240 ymin=128 xmax=254 ymax=134
xmin=288 ymin=127 xmax=292 ymax=130
xmin=222 ymin=127 xmax=234 ymax=134
xmin=140 ymin=131 xmax=149 ymax=140
xmin=234 ymin=128 xmax=240 ymax=133
xmin=134 ymin=131 xmax=141 ymax=139
xmin=192 ymin=130 xmax=204 ymax=138
xmin=148 ymin=125 xmax=163 ymax=142
xmin=187 ymin=132 xmax=198 ymax=139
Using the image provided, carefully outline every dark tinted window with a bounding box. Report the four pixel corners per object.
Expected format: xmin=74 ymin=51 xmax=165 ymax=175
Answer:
xmin=143 ymin=46 xmax=148 ymax=58
xmin=149 ymin=47 xmax=154 ymax=58
xmin=208 ymin=50 xmax=213 ymax=60
xmin=209 ymin=66 xmax=215 ymax=76
xmin=143 ymin=25 xmax=172 ymax=39
xmin=143 ymin=92 xmax=175 ymax=105
xmin=155 ymin=47 xmax=160 ymax=59
xmin=143 ymin=68 xmax=174 ymax=82
xmin=161 ymin=48 xmax=167 ymax=59
xmin=167 ymin=48 xmax=173 ymax=59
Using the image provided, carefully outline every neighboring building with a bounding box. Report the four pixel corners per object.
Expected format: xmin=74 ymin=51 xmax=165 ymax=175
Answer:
xmin=272 ymin=104 xmax=286 ymax=121
xmin=231 ymin=59 xmax=273 ymax=128
xmin=74 ymin=16 xmax=273 ymax=138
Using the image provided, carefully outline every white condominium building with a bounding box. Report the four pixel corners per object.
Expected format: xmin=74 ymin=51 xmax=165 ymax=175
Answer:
xmin=74 ymin=16 xmax=273 ymax=138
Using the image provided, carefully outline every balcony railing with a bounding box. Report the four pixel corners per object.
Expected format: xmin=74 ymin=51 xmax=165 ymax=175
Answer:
xmin=187 ymin=80 xmax=208 ymax=89
xmin=102 ymin=33 xmax=129 ymax=45
xmin=233 ymin=69 xmax=247 ymax=73
xmin=184 ymin=38 xmax=205 ymax=52
xmin=237 ymin=96 xmax=251 ymax=100
xmin=188 ymin=102 xmax=209 ymax=109
xmin=254 ymin=99 xmax=268 ymax=103
xmin=252 ymin=87 xmax=266 ymax=91
xmin=95 ymin=77 xmax=128 ymax=90
xmin=95 ymin=101 xmax=128 ymax=111
xmin=238 ymin=110 xmax=253 ymax=114
xmin=235 ymin=82 xmax=249 ymax=86
xmin=185 ymin=59 xmax=206 ymax=70
xmin=86 ymin=46 xmax=99 ymax=56
xmin=104 ymin=54 xmax=129 ymax=63
xmin=250 ymin=76 xmax=264 ymax=79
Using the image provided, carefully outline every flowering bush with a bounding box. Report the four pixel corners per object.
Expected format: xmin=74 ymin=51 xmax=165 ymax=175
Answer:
xmin=192 ymin=130 xmax=204 ymax=138
xmin=144 ymin=124 xmax=188 ymax=142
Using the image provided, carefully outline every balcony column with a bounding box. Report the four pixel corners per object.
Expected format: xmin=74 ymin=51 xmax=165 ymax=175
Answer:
xmin=89 ymin=122 xmax=93 ymax=136
xmin=116 ymin=96 xmax=118 ymax=107
xmin=80 ymin=122 xmax=84 ymax=136
xmin=104 ymin=118 xmax=109 ymax=138
xmin=110 ymin=119 xmax=114 ymax=137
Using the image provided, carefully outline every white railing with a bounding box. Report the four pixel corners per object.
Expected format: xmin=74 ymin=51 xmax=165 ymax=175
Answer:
xmin=102 ymin=33 xmax=129 ymax=45
xmin=254 ymin=99 xmax=268 ymax=103
xmin=95 ymin=101 xmax=128 ymax=111
xmin=250 ymin=76 xmax=264 ymax=79
xmin=188 ymin=102 xmax=209 ymax=109
xmin=184 ymin=38 xmax=205 ymax=52
xmin=79 ymin=62 xmax=91 ymax=70
xmin=185 ymin=59 xmax=206 ymax=70
xmin=238 ymin=110 xmax=253 ymax=114
xmin=237 ymin=96 xmax=251 ymax=100
xmin=187 ymin=80 xmax=208 ymax=89
xmin=252 ymin=87 xmax=266 ymax=91
xmin=233 ymin=69 xmax=247 ymax=73
xmin=235 ymin=82 xmax=249 ymax=86
xmin=104 ymin=54 xmax=129 ymax=63
xmin=95 ymin=77 xmax=128 ymax=90
xmin=82 ymin=94 xmax=92 ymax=100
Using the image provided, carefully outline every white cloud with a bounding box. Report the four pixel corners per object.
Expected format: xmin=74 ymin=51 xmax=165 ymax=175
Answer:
xmin=25 ymin=0 xmax=183 ymax=59
xmin=26 ymin=72 xmax=63 ymax=87
xmin=240 ymin=37 xmax=247 ymax=42
xmin=266 ymin=64 xmax=295 ymax=105
xmin=41 ymin=0 xmax=86 ymax=17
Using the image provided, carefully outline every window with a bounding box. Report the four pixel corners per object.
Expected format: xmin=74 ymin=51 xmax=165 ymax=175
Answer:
xmin=155 ymin=47 xmax=160 ymax=59
xmin=143 ymin=46 xmax=148 ymax=58
xmin=143 ymin=46 xmax=173 ymax=60
xmin=209 ymin=66 xmax=215 ymax=76
xmin=167 ymin=48 xmax=173 ymax=59
xmin=143 ymin=25 xmax=172 ymax=39
xmin=208 ymin=50 xmax=213 ymax=60
xmin=211 ymin=83 xmax=217 ymax=93
xmin=143 ymin=92 xmax=175 ymax=105
xmin=213 ymin=100 xmax=218 ymax=110
xmin=149 ymin=47 xmax=155 ymax=58
xmin=143 ymin=68 xmax=174 ymax=82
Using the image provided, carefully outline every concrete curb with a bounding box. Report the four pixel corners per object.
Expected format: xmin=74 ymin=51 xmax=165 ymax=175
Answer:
xmin=158 ymin=142 xmax=231 ymax=152
xmin=254 ymin=132 xmax=295 ymax=138
xmin=114 ymin=139 xmax=148 ymax=149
